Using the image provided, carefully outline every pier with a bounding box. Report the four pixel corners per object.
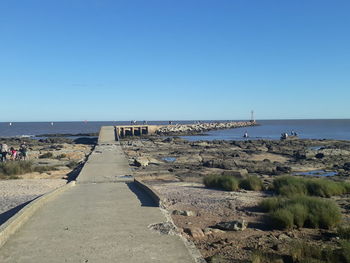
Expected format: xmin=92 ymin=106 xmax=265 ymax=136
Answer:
xmin=0 ymin=127 xmax=197 ymax=263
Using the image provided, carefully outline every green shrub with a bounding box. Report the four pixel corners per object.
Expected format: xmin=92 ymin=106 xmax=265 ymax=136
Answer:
xmin=203 ymin=175 xmax=239 ymax=191
xmin=259 ymin=197 xmax=282 ymax=212
xmin=39 ymin=152 xmax=54 ymax=159
xmin=270 ymin=208 xmax=294 ymax=229
xmin=260 ymin=196 xmax=341 ymax=229
xmin=273 ymin=176 xmax=350 ymax=197
xmin=288 ymin=240 xmax=350 ymax=263
xmin=0 ymin=161 xmax=57 ymax=177
xmin=204 ymin=174 xmax=221 ymax=188
xmin=273 ymin=176 xmax=308 ymax=196
xmin=0 ymin=161 xmax=33 ymax=176
xmin=339 ymin=240 xmax=350 ymax=263
xmin=220 ymin=176 xmax=239 ymax=191
xmin=204 ymin=175 xmax=264 ymax=192
xmin=239 ymin=176 xmax=263 ymax=191
xmin=288 ymin=203 xmax=308 ymax=228
xmin=251 ymin=241 xmax=350 ymax=263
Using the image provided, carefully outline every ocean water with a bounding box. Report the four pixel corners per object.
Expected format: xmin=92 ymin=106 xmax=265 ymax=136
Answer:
xmin=0 ymin=120 xmax=349 ymax=141
xmin=0 ymin=121 xmax=192 ymax=138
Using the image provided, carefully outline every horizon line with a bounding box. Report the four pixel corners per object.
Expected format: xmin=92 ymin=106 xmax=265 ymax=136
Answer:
xmin=1 ymin=118 xmax=350 ymax=123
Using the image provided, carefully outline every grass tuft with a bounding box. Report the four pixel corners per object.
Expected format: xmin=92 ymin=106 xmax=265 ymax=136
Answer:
xmin=204 ymin=175 xmax=263 ymax=192
xmin=239 ymin=176 xmax=264 ymax=191
xmin=0 ymin=161 xmax=57 ymax=178
xmin=203 ymin=175 xmax=239 ymax=191
xmin=273 ymin=176 xmax=350 ymax=197
xmin=260 ymin=196 xmax=341 ymax=229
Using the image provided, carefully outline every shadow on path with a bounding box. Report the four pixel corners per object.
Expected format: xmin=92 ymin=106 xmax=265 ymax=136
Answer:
xmin=0 ymin=197 xmax=39 ymax=225
xmin=126 ymin=182 xmax=158 ymax=207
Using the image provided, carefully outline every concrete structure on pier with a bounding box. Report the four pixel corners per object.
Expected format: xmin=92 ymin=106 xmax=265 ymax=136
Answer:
xmin=115 ymin=125 xmax=162 ymax=139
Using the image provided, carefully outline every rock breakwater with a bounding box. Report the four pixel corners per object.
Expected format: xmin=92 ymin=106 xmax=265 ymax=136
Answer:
xmin=156 ymin=121 xmax=258 ymax=135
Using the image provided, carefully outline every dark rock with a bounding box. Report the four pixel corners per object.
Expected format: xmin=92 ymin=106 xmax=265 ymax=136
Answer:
xmin=214 ymin=220 xmax=247 ymax=231
xmin=276 ymin=166 xmax=291 ymax=173
xmin=344 ymin=162 xmax=350 ymax=171
xmin=315 ymin=153 xmax=325 ymax=159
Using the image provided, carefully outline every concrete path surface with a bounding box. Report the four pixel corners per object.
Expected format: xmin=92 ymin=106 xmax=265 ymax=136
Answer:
xmin=0 ymin=127 xmax=196 ymax=263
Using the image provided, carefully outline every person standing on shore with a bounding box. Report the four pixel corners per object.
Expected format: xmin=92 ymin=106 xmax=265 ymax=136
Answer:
xmin=0 ymin=143 xmax=9 ymax=162
xmin=19 ymin=142 xmax=28 ymax=160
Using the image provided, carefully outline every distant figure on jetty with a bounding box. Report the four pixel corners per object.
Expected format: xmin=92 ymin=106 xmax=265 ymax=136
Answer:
xmin=169 ymin=121 xmax=173 ymax=125
xmin=281 ymin=132 xmax=289 ymax=140
xmin=290 ymin=130 xmax=298 ymax=136
xmin=243 ymin=131 xmax=248 ymax=138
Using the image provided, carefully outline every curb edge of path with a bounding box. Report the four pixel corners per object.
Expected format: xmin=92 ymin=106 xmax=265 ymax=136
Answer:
xmin=134 ymin=178 xmax=206 ymax=263
xmin=0 ymin=180 xmax=76 ymax=249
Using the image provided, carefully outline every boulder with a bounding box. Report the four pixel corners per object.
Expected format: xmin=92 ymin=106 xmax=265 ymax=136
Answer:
xmin=214 ymin=220 xmax=247 ymax=231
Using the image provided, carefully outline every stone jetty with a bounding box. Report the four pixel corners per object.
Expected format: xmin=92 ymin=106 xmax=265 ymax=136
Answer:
xmin=156 ymin=121 xmax=258 ymax=135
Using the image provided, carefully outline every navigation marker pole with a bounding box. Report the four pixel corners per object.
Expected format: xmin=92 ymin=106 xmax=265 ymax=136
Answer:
xmin=251 ymin=110 xmax=255 ymax=123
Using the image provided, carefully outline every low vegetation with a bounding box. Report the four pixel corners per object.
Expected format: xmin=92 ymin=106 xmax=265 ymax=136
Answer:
xmin=203 ymin=175 xmax=239 ymax=191
xmin=203 ymin=175 xmax=263 ymax=191
xmin=273 ymin=176 xmax=350 ymax=197
xmin=239 ymin=175 xmax=264 ymax=191
xmin=260 ymin=196 xmax=341 ymax=229
xmin=252 ymin=240 xmax=350 ymax=263
xmin=338 ymin=225 xmax=350 ymax=240
xmin=0 ymin=161 xmax=57 ymax=179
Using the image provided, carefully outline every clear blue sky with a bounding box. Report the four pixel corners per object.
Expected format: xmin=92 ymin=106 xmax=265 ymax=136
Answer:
xmin=0 ymin=0 xmax=349 ymax=121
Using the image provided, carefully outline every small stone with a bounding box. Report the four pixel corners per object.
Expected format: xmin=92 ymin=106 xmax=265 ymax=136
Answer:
xmin=184 ymin=227 xmax=205 ymax=239
xmin=211 ymin=229 xmax=226 ymax=234
xmin=134 ymin=157 xmax=149 ymax=167
xmin=172 ymin=210 xmax=196 ymax=216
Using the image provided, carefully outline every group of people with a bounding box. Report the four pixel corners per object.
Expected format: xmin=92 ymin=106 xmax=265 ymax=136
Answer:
xmin=0 ymin=142 xmax=28 ymax=162
xmin=281 ymin=130 xmax=298 ymax=140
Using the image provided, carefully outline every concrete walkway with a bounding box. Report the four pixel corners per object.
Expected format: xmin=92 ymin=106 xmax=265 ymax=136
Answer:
xmin=0 ymin=127 xmax=196 ymax=263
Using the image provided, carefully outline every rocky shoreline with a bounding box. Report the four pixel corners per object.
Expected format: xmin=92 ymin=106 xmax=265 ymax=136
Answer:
xmin=121 ymin=137 xmax=350 ymax=262
xmin=155 ymin=121 xmax=258 ymax=135
xmin=0 ymin=137 xmax=94 ymax=221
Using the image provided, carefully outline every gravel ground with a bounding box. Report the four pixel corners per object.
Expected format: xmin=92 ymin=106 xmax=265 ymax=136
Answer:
xmin=0 ymin=179 xmax=67 ymax=215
